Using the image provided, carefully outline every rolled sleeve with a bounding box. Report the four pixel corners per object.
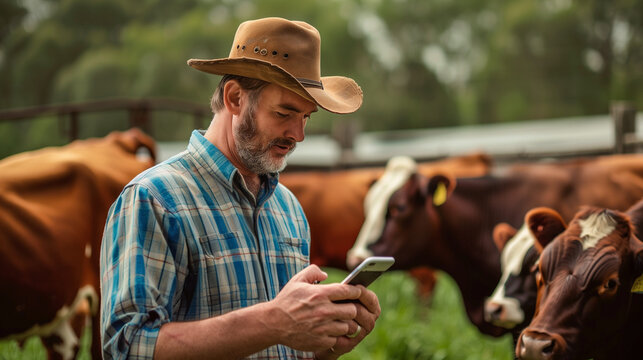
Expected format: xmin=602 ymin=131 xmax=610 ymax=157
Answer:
xmin=100 ymin=184 xmax=184 ymax=360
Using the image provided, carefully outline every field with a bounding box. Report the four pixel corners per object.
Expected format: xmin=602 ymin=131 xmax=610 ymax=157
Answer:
xmin=0 ymin=269 xmax=514 ymax=359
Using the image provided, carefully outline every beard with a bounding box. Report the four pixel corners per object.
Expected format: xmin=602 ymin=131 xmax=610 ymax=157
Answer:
xmin=234 ymin=107 xmax=297 ymax=175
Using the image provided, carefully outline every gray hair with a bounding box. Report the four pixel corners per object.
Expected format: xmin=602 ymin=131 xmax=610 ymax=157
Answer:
xmin=210 ymin=75 xmax=269 ymax=114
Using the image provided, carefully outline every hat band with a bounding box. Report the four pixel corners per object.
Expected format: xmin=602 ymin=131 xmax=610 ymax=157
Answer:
xmin=297 ymin=77 xmax=324 ymax=90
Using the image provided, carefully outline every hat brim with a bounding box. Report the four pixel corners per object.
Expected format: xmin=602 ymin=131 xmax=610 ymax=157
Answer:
xmin=188 ymin=58 xmax=362 ymax=114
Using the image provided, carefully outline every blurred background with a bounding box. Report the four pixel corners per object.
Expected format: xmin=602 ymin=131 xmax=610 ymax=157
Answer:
xmin=1 ymin=0 xmax=642 ymax=163
xmin=1 ymin=0 xmax=642 ymax=359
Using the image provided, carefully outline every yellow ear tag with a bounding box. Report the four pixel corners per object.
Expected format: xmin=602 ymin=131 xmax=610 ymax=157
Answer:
xmin=433 ymin=182 xmax=448 ymax=207
xmin=632 ymin=274 xmax=643 ymax=293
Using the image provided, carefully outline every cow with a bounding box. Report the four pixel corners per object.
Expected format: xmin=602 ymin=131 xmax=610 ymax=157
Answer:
xmin=346 ymin=154 xmax=643 ymax=337
xmin=484 ymin=209 xmax=566 ymax=331
xmin=0 ymin=128 xmax=156 ymax=360
xmin=281 ymin=152 xmax=491 ymax=296
xmin=516 ymin=203 xmax=643 ymax=360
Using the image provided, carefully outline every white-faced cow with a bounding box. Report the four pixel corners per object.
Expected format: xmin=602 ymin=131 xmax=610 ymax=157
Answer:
xmin=484 ymin=209 xmax=566 ymax=331
xmin=0 ymin=129 xmax=156 ymax=360
xmin=347 ymin=154 xmax=643 ymax=337
xmin=282 ymin=152 xmax=491 ymax=296
xmin=516 ymin=203 xmax=643 ymax=360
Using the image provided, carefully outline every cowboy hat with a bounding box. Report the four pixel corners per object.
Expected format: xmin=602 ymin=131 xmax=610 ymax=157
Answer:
xmin=187 ymin=17 xmax=362 ymax=114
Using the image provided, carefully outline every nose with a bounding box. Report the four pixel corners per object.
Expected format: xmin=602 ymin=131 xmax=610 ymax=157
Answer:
xmin=484 ymin=301 xmax=504 ymax=323
xmin=517 ymin=332 xmax=557 ymax=360
xmin=346 ymin=250 xmax=370 ymax=270
xmin=286 ymin=117 xmax=306 ymax=142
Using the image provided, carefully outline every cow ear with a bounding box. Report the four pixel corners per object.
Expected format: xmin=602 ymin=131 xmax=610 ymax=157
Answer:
xmin=427 ymin=174 xmax=455 ymax=207
xmin=630 ymin=236 xmax=643 ymax=293
xmin=493 ymin=223 xmax=518 ymax=251
xmin=526 ymin=207 xmax=567 ymax=252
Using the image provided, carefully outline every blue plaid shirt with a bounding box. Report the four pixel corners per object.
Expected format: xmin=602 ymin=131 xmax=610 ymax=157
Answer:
xmin=100 ymin=130 xmax=313 ymax=359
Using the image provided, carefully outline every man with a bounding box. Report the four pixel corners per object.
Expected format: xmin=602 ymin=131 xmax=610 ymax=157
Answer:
xmin=100 ymin=17 xmax=380 ymax=360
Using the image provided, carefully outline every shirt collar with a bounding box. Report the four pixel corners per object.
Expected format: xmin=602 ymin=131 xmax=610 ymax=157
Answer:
xmin=186 ymin=130 xmax=280 ymax=204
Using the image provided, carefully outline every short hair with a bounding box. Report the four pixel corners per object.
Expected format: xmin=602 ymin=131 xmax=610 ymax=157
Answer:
xmin=210 ymin=75 xmax=270 ymax=114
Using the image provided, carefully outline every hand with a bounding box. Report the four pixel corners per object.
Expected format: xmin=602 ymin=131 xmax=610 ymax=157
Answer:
xmin=264 ymin=265 xmax=363 ymax=352
xmin=317 ymin=285 xmax=381 ymax=359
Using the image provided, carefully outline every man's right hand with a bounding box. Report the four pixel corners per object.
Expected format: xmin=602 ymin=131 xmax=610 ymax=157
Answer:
xmin=262 ymin=265 xmax=364 ymax=352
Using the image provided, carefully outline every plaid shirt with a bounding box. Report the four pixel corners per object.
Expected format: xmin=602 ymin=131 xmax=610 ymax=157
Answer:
xmin=100 ymin=130 xmax=313 ymax=359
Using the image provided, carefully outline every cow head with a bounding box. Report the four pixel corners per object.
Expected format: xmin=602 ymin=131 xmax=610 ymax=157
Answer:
xmin=346 ymin=156 xmax=419 ymax=269
xmin=484 ymin=208 xmax=565 ymax=330
xmin=517 ymin=206 xmax=643 ymax=360
xmin=347 ymin=171 xmax=455 ymax=270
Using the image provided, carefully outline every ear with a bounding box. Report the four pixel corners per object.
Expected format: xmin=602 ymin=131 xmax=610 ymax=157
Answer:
xmin=223 ymin=80 xmax=243 ymax=116
xmin=525 ymin=207 xmax=567 ymax=252
xmin=427 ymin=174 xmax=455 ymax=207
xmin=630 ymin=235 xmax=643 ymax=293
xmin=493 ymin=223 xmax=518 ymax=251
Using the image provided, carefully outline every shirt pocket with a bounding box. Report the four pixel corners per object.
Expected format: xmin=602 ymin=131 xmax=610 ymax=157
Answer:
xmin=276 ymin=236 xmax=309 ymax=284
xmin=195 ymin=231 xmax=261 ymax=314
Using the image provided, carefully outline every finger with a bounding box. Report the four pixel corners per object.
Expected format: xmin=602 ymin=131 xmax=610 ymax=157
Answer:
xmin=324 ymin=283 xmax=362 ymax=302
xmin=344 ymin=320 xmax=360 ymax=337
xmin=327 ymin=302 xmax=359 ymax=322
xmin=353 ymin=302 xmax=376 ymax=333
xmin=355 ymin=285 xmax=381 ymax=316
xmin=319 ymin=320 xmax=351 ymax=337
xmin=291 ymin=264 xmax=328 ymax=284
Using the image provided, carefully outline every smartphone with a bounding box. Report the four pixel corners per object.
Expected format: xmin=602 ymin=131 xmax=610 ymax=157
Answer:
xmin=341 ymin=256 xmax=395 ymax=287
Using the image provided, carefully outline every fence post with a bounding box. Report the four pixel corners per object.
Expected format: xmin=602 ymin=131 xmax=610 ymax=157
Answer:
xmin=129 ymin=102 xmax=152 ymax=135
xmin=69 ymin=111 xmax=79 ymax=140
xmin=332 ymin=119 xmax=361 ymax=167
xmin=612 ymin=101 xmax=637 ymax=154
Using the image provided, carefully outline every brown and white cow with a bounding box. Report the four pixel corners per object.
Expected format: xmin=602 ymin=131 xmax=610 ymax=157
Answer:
xmin=281 ymin=152 xmax=491 ymax=296
xmin=484 ymin=208 xmax=566 ymax=332
xmin=516 ymin=204 xmax=643 ymax=360
xmin=0 ymin=128 xmax=156 ymax=359
xmin=347 ymin=154 xmax=643 ymax=337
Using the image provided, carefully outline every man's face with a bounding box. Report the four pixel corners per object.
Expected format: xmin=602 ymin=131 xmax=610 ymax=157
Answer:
xmin=234 ymin=84 xmax=317 ymax=174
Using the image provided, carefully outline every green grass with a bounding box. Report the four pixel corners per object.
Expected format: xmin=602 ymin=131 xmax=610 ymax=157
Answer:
xmin=325 ymin=268 xmax=514 ymax=360
xmin=0 ymin=270 xmax=513 ymax=360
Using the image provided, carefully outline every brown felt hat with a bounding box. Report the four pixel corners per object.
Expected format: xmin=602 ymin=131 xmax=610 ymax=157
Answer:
xmin=187 ymin=17 xmax=363 ymax=114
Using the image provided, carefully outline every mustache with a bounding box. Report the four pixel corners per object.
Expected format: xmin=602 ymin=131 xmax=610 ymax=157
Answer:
xmin=269 ymin=138 xmax=297 ymax=150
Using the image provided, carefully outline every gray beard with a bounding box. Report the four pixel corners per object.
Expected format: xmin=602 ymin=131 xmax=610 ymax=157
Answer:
xmin=234 ymin=109 xmax=295 ymax=175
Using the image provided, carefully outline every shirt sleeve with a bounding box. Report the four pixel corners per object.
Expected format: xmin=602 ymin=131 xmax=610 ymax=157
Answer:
xmin=100 ymin=183 xmax=185 ymax=360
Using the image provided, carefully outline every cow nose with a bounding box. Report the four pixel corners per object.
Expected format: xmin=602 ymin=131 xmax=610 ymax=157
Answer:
xmin=346 ymin=254 xmax=367 ymax=270
xmin=484 ymin=302 xmax=504 ymax=322
xmin=518 ymin=334 xmax=555 ymax=360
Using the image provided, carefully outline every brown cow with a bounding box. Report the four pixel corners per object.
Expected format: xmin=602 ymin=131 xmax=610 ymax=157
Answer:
xmin=516 ymin=204 xmax=643 ymax=360
xmin=347 ymin=154 xmax=643 ymax=337
xmin=0 ymin=128 xmax=156 ymax=360
xmin=280 ymin=152 xmax=491 ymax=295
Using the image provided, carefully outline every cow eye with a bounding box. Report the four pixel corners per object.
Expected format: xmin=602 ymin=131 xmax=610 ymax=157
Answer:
xmin=388 ymin=204 xmax=407 ymax=218
xmin=604 ymin=279 xmax=618 ymax=290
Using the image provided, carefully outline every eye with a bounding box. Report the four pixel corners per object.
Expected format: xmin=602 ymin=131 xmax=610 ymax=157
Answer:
xmin=388 ymin=204 xmax=407 ymax=218
xmin=598 ymin=277 xmax=620 ymax=296
xmin=276 ymin=112 xmax=288 ymax=118
xmin=535 ymin=270 xmax=543 ymax=286
xmin=604 ymin=279 xmax=618 ymax=290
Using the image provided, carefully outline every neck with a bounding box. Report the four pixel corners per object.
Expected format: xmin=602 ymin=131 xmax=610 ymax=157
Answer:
xmin=205 ymin=113 xmax=261 ymax=191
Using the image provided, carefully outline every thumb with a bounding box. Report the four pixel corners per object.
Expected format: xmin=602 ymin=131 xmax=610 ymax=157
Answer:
xmin=292 ymin=264 xmax=328 ymax=284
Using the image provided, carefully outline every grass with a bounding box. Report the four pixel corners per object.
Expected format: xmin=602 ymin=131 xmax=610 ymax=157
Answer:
xmin=0 ymin=269 xmax=513 ymax=360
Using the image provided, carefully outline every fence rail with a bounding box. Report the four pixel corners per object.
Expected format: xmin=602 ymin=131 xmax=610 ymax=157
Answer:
xmin=0 ymin=98 xmax=639 ymax=168
xmin=0 ymin=98 xmax=211 ymax=140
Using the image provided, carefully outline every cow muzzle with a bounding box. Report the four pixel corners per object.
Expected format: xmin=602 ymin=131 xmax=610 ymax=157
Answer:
xmin=483 ymin=297 xmax=524 ymax=329
xmin=517 ymin=330 xmax=564 ymax=360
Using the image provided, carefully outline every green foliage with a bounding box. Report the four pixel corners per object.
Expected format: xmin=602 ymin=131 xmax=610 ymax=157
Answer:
xmin=324 ymin=269 xmax=514 ymax=360
xmin=0 ymin=0 xmax=642 ymax=157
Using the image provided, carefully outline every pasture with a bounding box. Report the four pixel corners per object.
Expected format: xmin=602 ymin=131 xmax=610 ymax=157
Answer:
xmin=0 ymin=269 xmax=513 ymax=360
